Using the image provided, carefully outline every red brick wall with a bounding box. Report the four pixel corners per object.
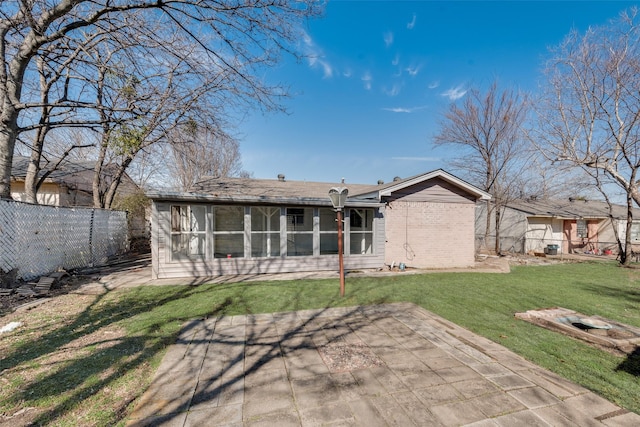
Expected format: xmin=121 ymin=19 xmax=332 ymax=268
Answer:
xmin=384 ymin=201 xmax=476 ymax=268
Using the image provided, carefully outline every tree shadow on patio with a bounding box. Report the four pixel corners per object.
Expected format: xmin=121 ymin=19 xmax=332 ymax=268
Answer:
xmin=125 ymin=301 xmax=394 ymax=426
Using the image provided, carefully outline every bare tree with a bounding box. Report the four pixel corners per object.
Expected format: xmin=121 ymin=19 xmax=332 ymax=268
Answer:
xmin=0 ymin=0 xmax=323 ymax=199
xmin=535 ymin=7 xmax=640 ymax=264
xmin=434 ymin=81 xmax=530 ymax=254
xmin=168 ymin=122 xmax=248 ymax=191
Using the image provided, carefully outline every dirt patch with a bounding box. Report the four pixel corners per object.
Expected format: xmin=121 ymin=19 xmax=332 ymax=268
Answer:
xmin=317 ymin=342 xmax=384 ymax=373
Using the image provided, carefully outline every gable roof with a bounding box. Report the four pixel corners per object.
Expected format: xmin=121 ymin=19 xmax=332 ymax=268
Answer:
xmin=350 ymin=169 xmax=491 ymax=201
xmin=148 ymin=169 xmax=491 ymax=206
xmin=507 ymin=198 xmax=639 ymax=220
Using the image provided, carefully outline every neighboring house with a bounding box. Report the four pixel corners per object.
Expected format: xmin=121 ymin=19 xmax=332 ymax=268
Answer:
xmin=476 ymin=198 xmax=640 ymax=255
xmin=10 ymin=155 xmax=139 ymax=207
xmin=11 ymin=155 xmax=147 ymax=239
xmin=148 ymin=169 xmax=491 ymax=279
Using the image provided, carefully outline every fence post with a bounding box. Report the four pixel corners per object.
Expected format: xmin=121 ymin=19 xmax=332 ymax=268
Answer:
xmin=89 ymin=208 xmax=95 ymax=267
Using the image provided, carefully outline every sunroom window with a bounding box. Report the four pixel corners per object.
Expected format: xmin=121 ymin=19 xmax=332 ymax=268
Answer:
xmin=286 ymin=207 xmax=313 ymax=256
xmin=319 ymin=208 xmax=342 ymax=255
xmin=170 ymin=205 xmax=206 ymax=259
xmin=251 ymin=207 xmax=280 ymax=257
xmin=214 ymin=206 xmax=244 ymax=258
xmin=350 ymin=208 xmax=374 ymax=255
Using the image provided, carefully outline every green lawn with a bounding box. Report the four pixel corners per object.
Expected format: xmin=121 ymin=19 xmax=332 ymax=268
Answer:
xmin=1 ymin=260 xmax=639 ymax=425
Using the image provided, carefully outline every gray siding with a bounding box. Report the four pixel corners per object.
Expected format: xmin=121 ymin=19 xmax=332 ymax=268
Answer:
xmin=385 ymin=177 xmax=477 ymax=204
xmin=152 ymin=201 xmax=385 ymax=279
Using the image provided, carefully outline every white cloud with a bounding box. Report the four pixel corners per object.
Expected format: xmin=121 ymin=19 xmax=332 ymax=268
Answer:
xmin=302 ymin=30 xmax=313 ymax=47
xmin=392 ymin=54 xmax=400 ymax=66
xmin=302 ymin=30 xmax=333 ymax=79
xmin=361 ymin=71 xmax=373 ymax=90
xmin=442 ymin=85 xmax=467 ymax=100
xmin=392 ymin=156 xmax=440 ymax=162
xmin=384 ymin=107 xmax=412 ymax=113
xmin=383 ymin=31 xmax=394 ymax=47
xmin=307 ymin=56 xmax=333 ymax=78
xmin=407 ymin=13 xmax=417 ymax=30
xmin=428 ymin=81 xmax=440 ymax=89
xmin=319 ymin=60 xmax=333 ymax=78
xmin=405 ymin=65 xmax=420 ymax=76
xmin=383 ymin=83 xmax=402 ymax=97
xmin=382 ymin=105 xmax=427 ymax=113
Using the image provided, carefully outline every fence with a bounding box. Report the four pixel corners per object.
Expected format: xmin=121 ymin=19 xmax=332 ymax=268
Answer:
xmin=476 ymin=235 xmax=622 ymax=256
xmin=0 ymin=199 xmax=128 ymax=280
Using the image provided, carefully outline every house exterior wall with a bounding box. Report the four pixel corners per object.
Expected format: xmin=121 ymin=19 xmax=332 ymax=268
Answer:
xmin=525 ymin=217 xmax=564 ymax=253
xmin=475 ymin=203 xmax=529 ymax=253
xmin=11 ymin=180 xmax=94 ymax=207
xmin=383 ymin=178 xmax=477 ymax=269
xmin=384 ymin=201 xmax=476 ymax=268
xmin=11 ymin=181 xmax=61 ymax=206
xmin=563 ymin=219 xmax=607 ymax=254
xmin=152 ymin=201 xmax=386 ymax=279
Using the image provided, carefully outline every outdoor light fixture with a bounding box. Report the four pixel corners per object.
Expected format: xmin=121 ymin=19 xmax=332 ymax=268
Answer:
xmin=329 ymin=187 xmax=348 ymax=296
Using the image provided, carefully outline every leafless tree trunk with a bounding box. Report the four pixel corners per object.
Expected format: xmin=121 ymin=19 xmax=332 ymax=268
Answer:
xmin=535 ymin=7 xmax=640 ymax=264
xmin=434 ymin=80 xmax=530 ymax=254
xmin=0 ymin=0 xmax=323 ymax=199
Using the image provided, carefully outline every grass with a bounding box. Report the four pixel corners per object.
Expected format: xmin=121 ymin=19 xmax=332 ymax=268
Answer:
xmin=0 ymin=260 xmax=639 ymax=425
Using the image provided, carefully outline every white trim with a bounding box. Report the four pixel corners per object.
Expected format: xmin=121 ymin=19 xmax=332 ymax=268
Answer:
xmin=378 ymin=169 xmax=491 ymax=200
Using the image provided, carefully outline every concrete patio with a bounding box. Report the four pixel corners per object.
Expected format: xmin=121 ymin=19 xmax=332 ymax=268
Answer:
xmin=126 ymin=303 xmax=639 ymax=426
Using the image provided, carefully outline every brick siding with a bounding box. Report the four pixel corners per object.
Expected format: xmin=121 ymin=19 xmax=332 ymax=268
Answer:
xmin=384 ymin=201 xmax=475 ymax=268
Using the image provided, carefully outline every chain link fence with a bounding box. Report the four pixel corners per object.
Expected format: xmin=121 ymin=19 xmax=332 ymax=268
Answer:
xmin=476 ymin=235 xmax=621 ymax=256
xmin=0 ymin=199 xmax=128 ymax=280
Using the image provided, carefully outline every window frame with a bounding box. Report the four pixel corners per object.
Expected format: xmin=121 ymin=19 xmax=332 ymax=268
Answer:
xmin=169 ymin=204 xmax=208 ymax=260
xmin=212 ymin=205 xmax=245 ymax=259
xmin=349 ymin=208 xmax=374 ymax=255
xmin=286 ymin=207 xmax=314 ymax=256
xmin=250 ymin=206 xmax=281 ymax=258
xmin=576 ymin=219 xmax=588 ymax=238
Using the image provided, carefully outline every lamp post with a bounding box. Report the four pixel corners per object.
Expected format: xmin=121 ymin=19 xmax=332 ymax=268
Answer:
xmin=329 ymin=187 xmax=348 ymax=297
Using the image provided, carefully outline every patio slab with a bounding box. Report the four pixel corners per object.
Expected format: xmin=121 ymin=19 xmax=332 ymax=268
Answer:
xmin=126 ymin=303 xmax=640 ymax=426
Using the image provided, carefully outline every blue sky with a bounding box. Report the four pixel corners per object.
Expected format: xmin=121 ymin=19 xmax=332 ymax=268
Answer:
xmin=240 ymin=1 xmax=638 ymax=185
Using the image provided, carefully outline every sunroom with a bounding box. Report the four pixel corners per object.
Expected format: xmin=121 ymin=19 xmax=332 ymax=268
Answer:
xmin=149 ymin=180 xmax=384 ymax=279
xmin=169 ymin=204 xmax=377 ymax=260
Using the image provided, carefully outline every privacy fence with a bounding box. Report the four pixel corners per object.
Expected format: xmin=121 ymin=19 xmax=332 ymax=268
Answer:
xmin=0 ymin=199 xmax=128 ymax=280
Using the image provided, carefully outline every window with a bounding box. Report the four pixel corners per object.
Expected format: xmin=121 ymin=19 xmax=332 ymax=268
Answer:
xmin=287 ymin=207 xmax=313 ymax=256
xmin=631 ymin=223 xmax=640 ymax=242
xmin=319 ymin=208 xmax=341 ymax=255
xmin=350 ymin=208 xmax=374 ymax=255
xmin=171 ymin=205 xmax=206 ymax=259
xmin=213 ymin=206 xmax=244 ymax=258
xmin=576 ymin=219 xmax=588 ymax=238
xmin=251 ymin=207 xmax=280 ymax=257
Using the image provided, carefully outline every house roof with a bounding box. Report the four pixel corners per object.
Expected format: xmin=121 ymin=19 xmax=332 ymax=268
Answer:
xmin=507 ymin=198 xmax=639 ymax=220
xmin=350 ymin=169 xmax=491 ymax=201
xmin=150 ymin=176 xmax=379 ymax=207
xmin=147 ymin=169 xmax=491 ymax=206
xmin=11 ymin=155 xmax=139 ymax=196
xmin=11 ymin=155 xmax=96 ymax=182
